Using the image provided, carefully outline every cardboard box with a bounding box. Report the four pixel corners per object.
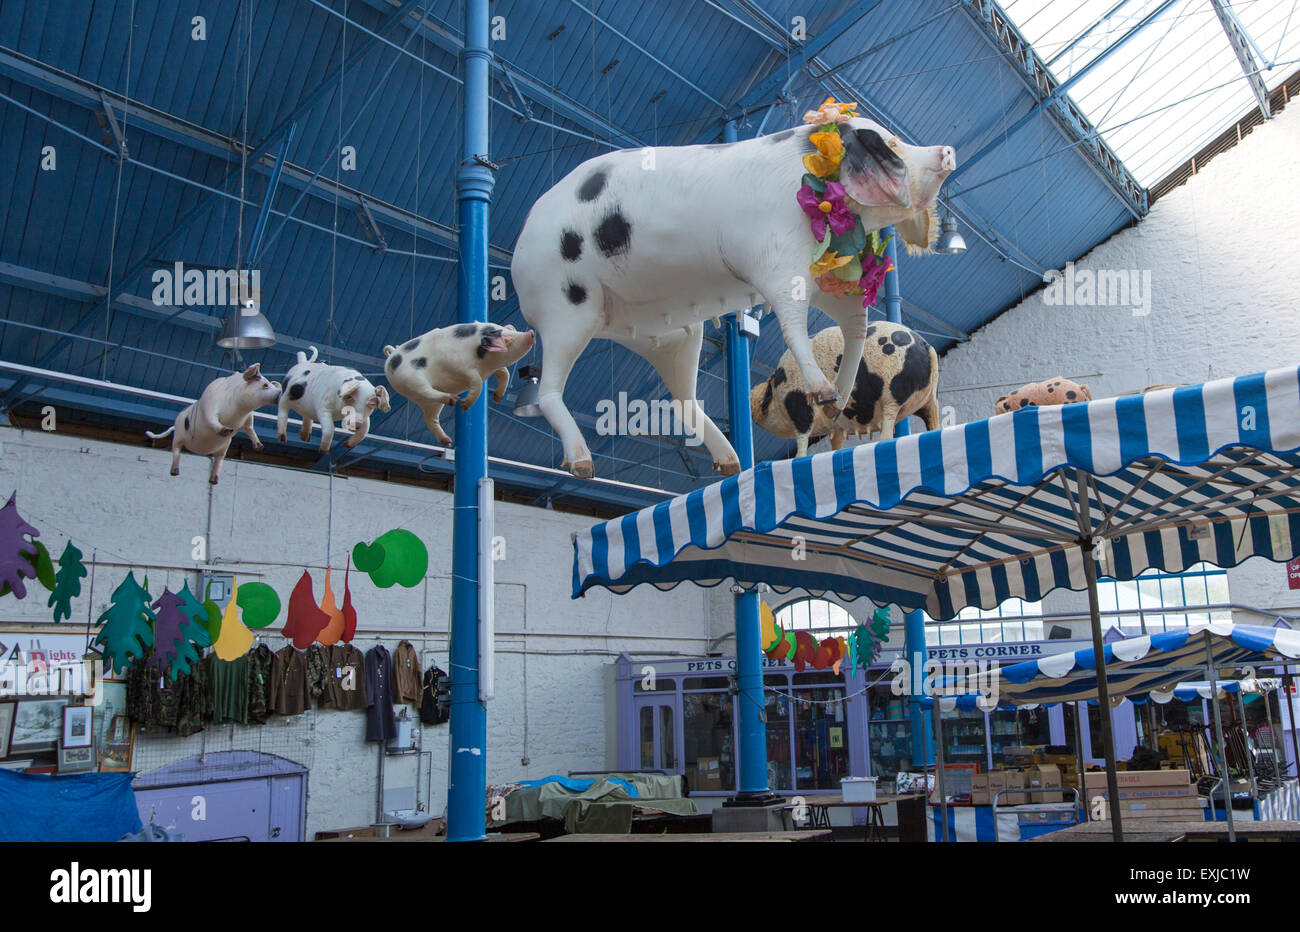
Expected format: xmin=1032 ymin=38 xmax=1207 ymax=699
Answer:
xmin=1084 ymin=769 xmax=1191 ymax=788
xmin=696 ymin=757 xmax=722 ymax=791
xmin=1026 ymin=764 xmax=1062 ymax=803
xmin=1086 ymin=784 xmax=1196 ymax=802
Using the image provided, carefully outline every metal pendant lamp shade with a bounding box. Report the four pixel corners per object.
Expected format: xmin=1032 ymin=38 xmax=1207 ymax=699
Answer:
xmin=513 ymin=364 xmax=542 ymax=417
xmin=217 ymin=301 xmax=277 ymax=350
xmin=935 ymin=214 xmax=967 ymax=255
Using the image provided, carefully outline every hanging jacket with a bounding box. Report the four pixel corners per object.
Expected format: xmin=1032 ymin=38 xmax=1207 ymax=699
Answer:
xmin=392 ymin=640 xmax=422 ymax=707
xmin=419 ymin=665 xmax=450 ymax=726
xmin=364 ymin=645 xmax=397 ymax=742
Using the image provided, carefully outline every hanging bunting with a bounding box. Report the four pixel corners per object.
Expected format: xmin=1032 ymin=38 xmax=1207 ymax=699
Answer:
xmin=212 ymin=577 xmax=253 ymax=661
xmin=315 ymin=568 xmax=345 ymax=646
xmin=48 ymin=541 xmax=87 ymax=622
xmin=341 ymin=558 xmax=357 ymax=643
xmin=282 ymin=570 xmax=330 ymax=649
xmin=0 ymin=493 xmax=41 ymax=600
xmin=352 ymin=529 xmax=427 ymax=589
xmin=150 ymin=588 xmax=203 ymax=679
xmin=93 ymin=571 xmax=156 ymax=674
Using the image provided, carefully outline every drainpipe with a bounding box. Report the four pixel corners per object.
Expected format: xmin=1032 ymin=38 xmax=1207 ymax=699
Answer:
xmin=722 ymin=120 xmax=777 ymax=806
xmin=447 ymin=0 xmax=493 ymax=843
xmin=881 ymin=228 xmax=933 ymax=771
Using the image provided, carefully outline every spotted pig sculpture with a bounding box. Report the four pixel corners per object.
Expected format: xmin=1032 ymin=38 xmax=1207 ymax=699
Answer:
xmin=146 ymin=364 xmax=282 ymax=484
xmin=511 ymin=117 xmax=955 ymax=477
xmin=751 ymin=323 xmax=939 ymax=457
xmin=994 ymin=376 xmax=1091 ymax=414
xmin=383 ymin=322 xmax=535 ymax=445
xmin=276 ymin=347 xmax=391 ymax=451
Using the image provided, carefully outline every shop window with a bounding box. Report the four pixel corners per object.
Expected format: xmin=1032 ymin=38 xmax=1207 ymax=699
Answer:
xmin=682 ymin=676 xmax=729 ymax=690
xmin=764 ymin=690 xmax=793 ymax=791
xmin=683 ymin=692 xmax=734 ymax=793
xmin=774 ymin=598 xmax=856 ymax=638
xmin=867 ymin=684 xmax=910 ymax=779
xmin=794 ymin=688 xmax=850 ymax=790
xmin=1094 ymin=565 xmax=1230 ymax=635
xmin=940 ymin=705 xmax=988 ymax=767
xmin=989 ymin=707 xmax=1051 ymax=765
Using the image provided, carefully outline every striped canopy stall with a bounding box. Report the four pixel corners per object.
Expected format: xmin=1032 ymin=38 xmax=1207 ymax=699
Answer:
xmin=574 ymin=367 xmax=1300 ymax=615
xmin=574 ymin=364 xmax=1300 ymax=841
xmin=917 ymin=623 xmax=1298 ymax=709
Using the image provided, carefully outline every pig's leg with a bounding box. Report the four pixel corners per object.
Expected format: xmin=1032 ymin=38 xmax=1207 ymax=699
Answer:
xmin=534 ymin=314 xmax=601 ymax=478
xmin=764 ymin=299 xmax=837 ymax=404
xmin=299 ymin=416 xmax=314 ymax=443
xmin=877 ymin=402 xmax=899 ymax=441
xmin=240 ymin=414 xmax=263 ymax=451
xmin=209 ymin=445 xmax=228 ymax=485
xmin=817 ymin=296 xmax=870 ymax=412
xmin=420 ymin=402 xmax=452 ymax=445
xmin=638 ymin=325 xmax=739 ymax=475
xmin=276 ymin=397 xmax=290 ymax=442
xmin=459 ymin=381 xmax=483 ymax=412
xmin=795 ymin=434 xmax=809 ymax=458
xmin=170 ymin=437 xmax=182 ymax=477
xmin=491 ymin=368 xmax=510 ymax=404
xmin=831 ymin=429 xmax=845 ymax=451
xmin=318 ymin=416 xmax=335 ymax=452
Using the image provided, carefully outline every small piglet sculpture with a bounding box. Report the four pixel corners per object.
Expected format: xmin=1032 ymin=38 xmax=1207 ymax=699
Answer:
xmin=383 ymin=322 xmax=535 ymax=445
xmin=146 ymin=364 xmax=282 ymax=484
xmin=994 ymin=376 xmax=1091 ymax=414
xmin=276 ymin=346 xmax=391 ymax=451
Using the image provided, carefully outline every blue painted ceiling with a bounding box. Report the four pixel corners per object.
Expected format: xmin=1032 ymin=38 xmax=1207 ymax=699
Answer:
xmin=0 ymin=0 xmax=1187 ymax=509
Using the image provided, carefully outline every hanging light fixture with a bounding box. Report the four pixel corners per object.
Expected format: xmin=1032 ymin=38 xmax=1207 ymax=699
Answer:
xmin=513 ymin=364 xmax=542 ymax=417
xmin=217 ymin=297 xmax=277 ymax=350
xmin=935 ymin=213 xmax=967 ymax=255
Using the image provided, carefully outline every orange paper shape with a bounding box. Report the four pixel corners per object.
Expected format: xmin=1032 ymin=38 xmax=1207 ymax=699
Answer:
xmin=792 ymin=630 xmax=817 ymax=672
xmin=315 ymin=568 xmax=345 ymax=646
xmin=341 ymin=559 xmax=357 ymax=642
xmin=283 ymin=570 xmax=331 ymax=649
xmin=212 ymin=578 xmax=253 ymax=660
xmin=759 ymin=601 xmax=778 ymax=651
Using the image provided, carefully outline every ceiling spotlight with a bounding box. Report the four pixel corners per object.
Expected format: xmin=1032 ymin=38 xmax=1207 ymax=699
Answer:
xmin=936 ymin=214 xmax=967 ymax=255
xmin=513 ymin=364 xmax=542 ymax=417
xmin=217 ymin=299 xmax=277 ymax=350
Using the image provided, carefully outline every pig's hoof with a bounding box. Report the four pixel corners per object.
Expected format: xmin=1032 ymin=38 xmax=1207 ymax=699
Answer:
xmin=344 ymin=437 xmax=359 ymax=449
xmin=569 ymin=459 xmax=594 ymax=479
xmin=820 ymin=401 xmax=842 ymax=418
xmin=717 ymin=461 xmax=741 ymax=477
xmin=807 ymin=390 xmax=839 ymax=406
xmin=219 ymin=427 xmax=234 ymax=437
xmin=169 ymin=468 xmax=179 ymax=477
xmin=252 ymin=442 xmax=264 ymax=451
xmin=209 ymin=477 xmax=219 ymax=485
xmin=277 ymin=432 xmax=286 ymax=442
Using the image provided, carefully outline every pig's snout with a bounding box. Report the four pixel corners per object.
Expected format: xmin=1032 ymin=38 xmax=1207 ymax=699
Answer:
xmin=938 ymin=146 xmax=956 ymax=173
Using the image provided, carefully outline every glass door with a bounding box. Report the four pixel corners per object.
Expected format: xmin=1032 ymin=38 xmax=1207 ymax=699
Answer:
xmin=634 ymin=695 xmax=680 ymax=774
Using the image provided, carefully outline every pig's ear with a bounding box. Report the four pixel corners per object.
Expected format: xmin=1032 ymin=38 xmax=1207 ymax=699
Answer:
xmin=841 ymin=128 xmax=911 ymax=209
xmin=896 ymin=203 xmax=939 ymax=255
xmin=340 ymin=381 xmax=360 ymax=404
xmin=375 ymin=386 xmax=392 ymax=412
xmin=242 ymin=363 xmax=262 ymax=381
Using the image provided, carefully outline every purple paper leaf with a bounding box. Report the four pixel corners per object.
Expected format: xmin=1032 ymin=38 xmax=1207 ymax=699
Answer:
xmin=0 ymin=493 xmax=40 ymax=600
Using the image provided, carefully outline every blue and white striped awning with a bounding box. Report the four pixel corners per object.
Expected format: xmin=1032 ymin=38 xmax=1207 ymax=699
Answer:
xmin=573 ymin=367 xmax=1300 ymax=619
xmin=918 ymin=622 xmax=1300 ymax=709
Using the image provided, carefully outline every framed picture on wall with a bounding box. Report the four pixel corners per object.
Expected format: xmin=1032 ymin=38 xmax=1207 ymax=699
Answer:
xmin=62 ymin=706 xmax=92 ymax=749
xmin=9 ymin=698 xmax=66 ymax=755
xmin=93 ymin=680 xmax=133 ymax=772
xmin=57 ymin=743 xmax=95 ymax=774
xmin=0 ymin=702 xmax=14 ymax=759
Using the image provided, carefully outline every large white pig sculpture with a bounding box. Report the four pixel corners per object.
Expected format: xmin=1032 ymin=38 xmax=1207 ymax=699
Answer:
xmin=511 ymin=113 xmax=954 ymax=477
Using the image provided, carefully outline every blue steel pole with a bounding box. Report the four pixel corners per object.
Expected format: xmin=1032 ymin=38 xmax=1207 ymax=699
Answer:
xmin=447 ymin=0 xmax=493 ymax=843
xmin=723 ymin=120 xmax=775 ymax=803
xmin=881 ymin=227 xmax=933 ymax=771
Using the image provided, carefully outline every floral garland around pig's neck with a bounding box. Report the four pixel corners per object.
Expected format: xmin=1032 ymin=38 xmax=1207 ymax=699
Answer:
xmin=796 ymin=97 xmax=894 ymax=308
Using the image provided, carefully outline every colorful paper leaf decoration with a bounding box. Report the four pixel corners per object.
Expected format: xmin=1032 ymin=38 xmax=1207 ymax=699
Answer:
xmin=174 ymin=582 xmax=214 ymax=648
xmin=759 ymin=601 xmax=778 ymax=651
xmin=282 ymin=570 xmax=330 ymax=649
xmin=1 ymin=539 xmax=56 ymax=598
xmin=150 ymin=588 xmax=202 ymax=679
xmin=212 ymin=577 xmax=253 ymax=661
xmin=352 ymin=529 xmax=427 ymax=588
xmin=93 ymin=571 xmax=156 ymax=674
xmin=47 ymin=541 xmax=87 ymax=622
xmin=0 ymin=493 xmax=40 ymax=600
xmin=791 ymin=630 xmax=817 ymax=672
xmin=341 ymin=559 xmax=357 ymax=642
xmin=236 ymin=582 xmax=281 ymax=629
xmin=315 ymin=568 xmax=345 ymax=646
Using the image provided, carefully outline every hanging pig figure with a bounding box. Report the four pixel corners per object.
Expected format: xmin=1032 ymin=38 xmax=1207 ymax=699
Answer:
xmin=510 ymin=114 xmax=955 ymax=477
xmin=276 ymin=347 xmax=391 ymax=451
xmin=146 ymin=364 xmax=282 ymax=484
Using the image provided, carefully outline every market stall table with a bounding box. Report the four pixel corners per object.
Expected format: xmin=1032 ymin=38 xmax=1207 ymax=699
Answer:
xmin=1031 ymin=820 xmax=1300 ymax=842
xmin=544 ymin=830 xmax=832 ymax=842
xmin=783 ymin=792 xmax=924 ymax=841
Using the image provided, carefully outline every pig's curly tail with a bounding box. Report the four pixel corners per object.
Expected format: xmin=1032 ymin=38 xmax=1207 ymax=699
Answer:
xmin=382 ymin=345 xmax=396 ymax=357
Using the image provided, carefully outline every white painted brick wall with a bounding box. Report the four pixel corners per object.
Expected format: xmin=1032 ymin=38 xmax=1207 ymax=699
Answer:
xmin=0 ymin=425 xmax=713 ymax=836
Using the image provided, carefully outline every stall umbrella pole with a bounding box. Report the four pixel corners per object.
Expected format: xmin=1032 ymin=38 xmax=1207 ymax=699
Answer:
xmin=1076 ymin=510 xmax=1123 ymax=838
xmin=1236 ymin=688 xmax=1258 ymax=800
xmin=1286 ymin=668 xmax=1300 ymax=780
xmin=1073 ymin=700 xmax=1088 ymax=821
xmin=1261 ymin=678 xmax=1284 ymax=780
xmin=931 ymin=703 xmax=950 ymax=842
xmin=1205 ymin=632 xmax=1236 ymax=842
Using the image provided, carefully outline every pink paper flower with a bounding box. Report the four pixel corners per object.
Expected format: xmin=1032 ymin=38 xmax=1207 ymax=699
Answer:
xmin=797 ymin=181 xmax=856 ymax=242
xmin=858 ymin=253 xmax=893 ymax=307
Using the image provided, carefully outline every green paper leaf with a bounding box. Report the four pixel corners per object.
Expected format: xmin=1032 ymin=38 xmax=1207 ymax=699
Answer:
xmin=352 ymin=540 xmax=386 ymax=573
xmin=48 ymin=541 xmax=87 ymax=623
xmin=236 ymin=581 xmax=281 ymax=629
xmin=175 ymin=582 xmax=213 ymax=648
xmin=1 ymin=540 xmax=55 ymax=597
xmin=356 ymin=529 xmax=428 ymax=589
xmin=93 ymin=571 xmax=156 ymax=674
xmin=810 ymin=230 xmax=832 ymax=264
xmin=202 ymin=598 xmax=223 ymax=642
xmin=800 ymin=172 xmax=826 ymax=194
xmin=828 ymin=223 xmax=867 ymax=259
xmin=832 ymin=255 xmax=863 ymax=282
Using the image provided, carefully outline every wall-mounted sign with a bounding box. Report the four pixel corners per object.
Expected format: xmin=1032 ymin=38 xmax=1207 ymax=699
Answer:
xmin=1288 ymin=557 xmax=1300 ymax=591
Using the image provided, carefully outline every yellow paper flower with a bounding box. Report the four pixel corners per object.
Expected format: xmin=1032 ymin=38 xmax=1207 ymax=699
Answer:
xmin=802 ymin=96 xmax=859 ymax=125
xmin=801 ymin=130 xmax=844 ymax=177
xmin=810 ymin=251 xmax=853 ymax=277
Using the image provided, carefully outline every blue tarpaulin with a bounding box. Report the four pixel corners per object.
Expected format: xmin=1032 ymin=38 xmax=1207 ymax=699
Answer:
xmin=0 ymin=770 xmax=141 ymax=842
